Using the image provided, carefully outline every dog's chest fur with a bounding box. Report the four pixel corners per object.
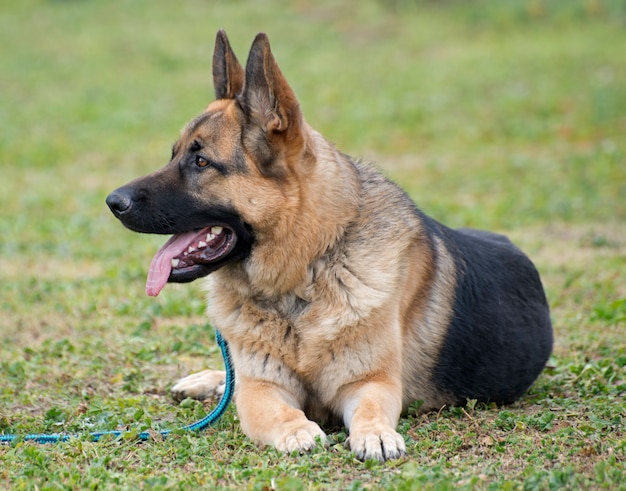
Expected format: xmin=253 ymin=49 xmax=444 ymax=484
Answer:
xmin=203 ymin=233 xmax=403 ymax=408
xmin=200 ymin=161 xmax=440 ymax=413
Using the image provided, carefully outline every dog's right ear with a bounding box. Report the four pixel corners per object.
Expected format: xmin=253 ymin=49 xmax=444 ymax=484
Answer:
xmin=239 ymin=33 xmax=302 ymax=136
xmin=238 ymin=33 xmax=306 ymax=177
xmin=212 ymin=30 xmax=244 ymax=100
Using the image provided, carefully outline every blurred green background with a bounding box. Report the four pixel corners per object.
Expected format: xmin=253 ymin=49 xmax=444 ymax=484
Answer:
xmin=1 ymin=0 xmax=624 ymax=235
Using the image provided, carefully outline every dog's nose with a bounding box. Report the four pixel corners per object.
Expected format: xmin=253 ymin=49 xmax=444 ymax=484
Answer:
xmin=106 ymin=189 xmax=133 ymax=216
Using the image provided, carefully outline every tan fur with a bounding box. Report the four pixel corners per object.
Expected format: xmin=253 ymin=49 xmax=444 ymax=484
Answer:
xmin=170 ymin=32 xmax=455 ymax=461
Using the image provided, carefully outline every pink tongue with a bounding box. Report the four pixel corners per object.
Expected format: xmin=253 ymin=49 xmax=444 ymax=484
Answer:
xmin=146 ymin=231 xmax=200 ymax=297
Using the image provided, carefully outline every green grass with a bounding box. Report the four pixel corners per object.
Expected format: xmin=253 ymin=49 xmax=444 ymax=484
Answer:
xmin=1 ymin=0 xmax=625 ymax=489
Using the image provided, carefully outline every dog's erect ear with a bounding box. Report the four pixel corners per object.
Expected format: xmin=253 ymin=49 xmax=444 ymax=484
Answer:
xmin=213 ymin=30 xmax=244 ymax=100
xmin=240 ymin=33 xmax=302 ymax=136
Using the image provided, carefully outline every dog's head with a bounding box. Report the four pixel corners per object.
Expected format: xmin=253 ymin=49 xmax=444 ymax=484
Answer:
xmin=106 ymin=31 xmax=311 ymax=296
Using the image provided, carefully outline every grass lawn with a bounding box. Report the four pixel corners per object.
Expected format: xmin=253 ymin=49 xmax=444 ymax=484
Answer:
xmin=1 ymin=0 xmax=624 ymax=489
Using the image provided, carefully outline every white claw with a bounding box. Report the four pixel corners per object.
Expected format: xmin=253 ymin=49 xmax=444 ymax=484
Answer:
xmin=211 ymin=226 xmax=223 ymax=236
xmin=171 ymin=258 xmax=180 ymax=268
xmin=198 ymin=241 xmax=207 ymax=248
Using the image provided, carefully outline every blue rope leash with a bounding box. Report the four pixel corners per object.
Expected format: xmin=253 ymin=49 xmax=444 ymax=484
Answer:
xmin=0 ymin=330 xmax=234 ymax=445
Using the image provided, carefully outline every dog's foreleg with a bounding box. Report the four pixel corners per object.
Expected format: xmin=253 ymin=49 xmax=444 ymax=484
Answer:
xmin=235 ymin=376 xmax=328 ymax=453
xmin=339 ymin=377 xmax=406 ymax=462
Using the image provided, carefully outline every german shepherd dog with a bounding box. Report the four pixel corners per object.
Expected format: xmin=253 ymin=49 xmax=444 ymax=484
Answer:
xmin=106 ymin=31 xmax=553 ymax=461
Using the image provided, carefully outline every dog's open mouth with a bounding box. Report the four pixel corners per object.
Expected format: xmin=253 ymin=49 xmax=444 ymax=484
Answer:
xmin=146 ymin=225 xmax=236 ymax=297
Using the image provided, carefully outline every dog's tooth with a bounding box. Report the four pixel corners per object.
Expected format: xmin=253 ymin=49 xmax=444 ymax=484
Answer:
xmin=198 ymin=241 xmax=207 ymax=248
xmin=188 ymin=246 xmax=196 ymax=253
xmin=171 ymin=258 xmax=180 ymax=268
xmin=206 ymin=233 xmax=215 ymax=242
xmin=211 ymin=226 xmax=223 ymax=236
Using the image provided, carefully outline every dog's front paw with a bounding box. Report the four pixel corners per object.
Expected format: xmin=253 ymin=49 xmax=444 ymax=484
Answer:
xmin=348 ymin=424 xmax=406 ymax=462
xmin=275 ymin=421 xmax=328 ymax=454
xmin=171 ymin=369 xmax=226 ymax=402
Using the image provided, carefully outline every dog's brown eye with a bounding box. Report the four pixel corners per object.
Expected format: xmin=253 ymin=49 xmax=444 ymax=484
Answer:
xmin=196 ymin=155 xmax=209 ymax=168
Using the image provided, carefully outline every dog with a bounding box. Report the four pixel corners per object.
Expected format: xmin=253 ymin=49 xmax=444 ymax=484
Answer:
xmin=106 ymin=30 xmax=553 ymax=462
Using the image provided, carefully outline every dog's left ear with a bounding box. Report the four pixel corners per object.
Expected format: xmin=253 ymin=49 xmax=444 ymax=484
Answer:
xmin=240 ymin=33 xmax=302 ymax=136
xmin=213 ymin=29 xmax=244 ymax=100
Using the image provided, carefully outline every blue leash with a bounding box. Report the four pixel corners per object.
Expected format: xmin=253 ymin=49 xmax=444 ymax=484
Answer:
xmin=0 ymin=330 xmax=234 ymax=444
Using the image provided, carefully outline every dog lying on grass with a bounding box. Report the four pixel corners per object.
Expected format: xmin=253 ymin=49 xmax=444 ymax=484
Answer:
xmin=107 ymin=30 xmax=553 ymax=461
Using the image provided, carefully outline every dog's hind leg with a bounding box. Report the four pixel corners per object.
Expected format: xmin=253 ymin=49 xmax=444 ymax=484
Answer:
xmin=171 ymin=369 xmax=226 ymax=402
